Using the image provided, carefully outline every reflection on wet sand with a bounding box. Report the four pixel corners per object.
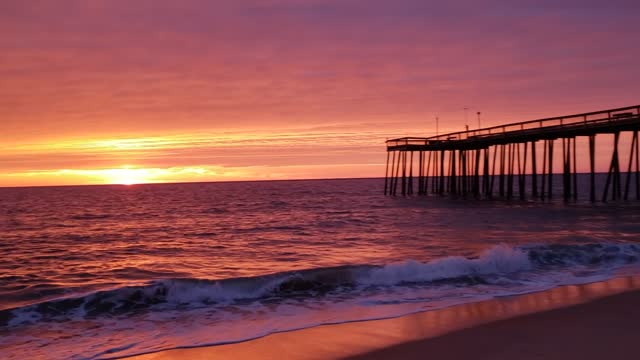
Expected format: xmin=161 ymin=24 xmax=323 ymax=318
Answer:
xmin=133 ymin=276 xmax=640 ymax=360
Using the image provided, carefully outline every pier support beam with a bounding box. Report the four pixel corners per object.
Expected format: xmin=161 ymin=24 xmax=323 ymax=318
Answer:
xmin=438 ymin=150 xmax=444 ymax=194
xmin=562 ymin=138 xmax=571 ymax=201
xmin=499 ymin=145 xmax=506 ymax=197
xmin=637 ymin=130 xmax=640 ymax=200
xmin=483 ymin=148 xmax=490 ymax=196
xmin=507 ymin=144 xmax=516 ymax=199
xmin=384 ymin=151 xmax=390 ymax=195
xmin=548 ymin=139 xmax=554 ymax=199
xmin=461 ymin=150 xmax=467 ymax=195
xmin=541 ymin=140 xmax=547 ymax=199
xmin=408 ymin=151 xmax=414 ymax=195
xmin=625 ymin=131 xmax=639 ymax=200
xmin=417 ymin=151 xmax=423 ymax=195
xmin=589 ymin=135 xmax=596 ymax=202
xmin=531 ymin=141 xmax=538 ymax=198
xmin=450 ymin=150 xmax=457 ymax=194
xmin=603 ymin=132 xmax=621 ymax=202
xmin=394 ymin=151 xmax=399 ymax=196
xmin=572 ymin=137 xmax=577 ymax=200
xmin=490 ymin=145 xmax=497 ymax=197
xmin=401 ymin=151 xmax=407 ymax=196
xmin=518 ymin=142 xmax=528 ymax=200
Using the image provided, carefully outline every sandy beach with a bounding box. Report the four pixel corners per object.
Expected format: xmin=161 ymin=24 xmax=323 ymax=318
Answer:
xmin=132 ymin=276 xmax=640 ymax=360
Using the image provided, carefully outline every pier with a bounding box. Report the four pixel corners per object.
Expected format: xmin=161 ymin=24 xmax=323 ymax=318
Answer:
xmin=384 ymin=105 xmax=640 ymax=201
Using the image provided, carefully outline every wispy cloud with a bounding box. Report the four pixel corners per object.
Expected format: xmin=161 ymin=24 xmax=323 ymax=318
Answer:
xmin=0 ymin=129 xmax=392 ymax=185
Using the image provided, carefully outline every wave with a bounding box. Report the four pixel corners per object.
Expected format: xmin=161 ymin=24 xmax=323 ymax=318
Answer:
xmin=69 ymin=213 xmax=112 ymax=220
xmin=3 ymin=242 xmax=640 ymax=327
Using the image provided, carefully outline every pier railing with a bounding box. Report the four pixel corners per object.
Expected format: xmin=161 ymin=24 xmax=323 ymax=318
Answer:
xmin=387 ymin=105 xmax=640 ymax=150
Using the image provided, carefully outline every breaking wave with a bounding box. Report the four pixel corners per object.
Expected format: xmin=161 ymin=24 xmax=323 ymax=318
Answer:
xmin=3 ymin=242 xmax=640 ymax=327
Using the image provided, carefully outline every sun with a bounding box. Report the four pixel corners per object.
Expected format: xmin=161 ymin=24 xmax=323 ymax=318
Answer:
xmin=104 ymin=167 xmax=151 ymax=185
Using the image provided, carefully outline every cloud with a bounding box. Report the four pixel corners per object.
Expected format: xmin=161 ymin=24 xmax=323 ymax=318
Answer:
xmin=0 ymin=130 xmax=390 ymax=173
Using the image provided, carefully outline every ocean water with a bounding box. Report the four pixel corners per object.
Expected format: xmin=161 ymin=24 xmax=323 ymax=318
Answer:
xmin=2 ymin=177 xmax=640 ymax=359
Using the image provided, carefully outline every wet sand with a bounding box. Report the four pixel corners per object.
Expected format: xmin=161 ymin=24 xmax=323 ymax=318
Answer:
xmin=348 ymin=283 xmax=640 ymax=360
xmin=131 ymin=276 xmax=640 ymax=360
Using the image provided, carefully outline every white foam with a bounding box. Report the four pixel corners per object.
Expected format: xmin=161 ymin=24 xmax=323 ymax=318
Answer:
xmin=359 ymin=244 xmax=532 ymax=286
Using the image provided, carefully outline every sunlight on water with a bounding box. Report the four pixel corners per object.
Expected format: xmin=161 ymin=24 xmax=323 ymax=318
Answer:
xmin=2 ymin=178 xmax=640 ymax=359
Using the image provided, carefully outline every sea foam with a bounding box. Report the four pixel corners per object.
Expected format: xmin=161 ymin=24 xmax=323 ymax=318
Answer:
xmin=359 ymin=244 xmax=531 ymax=286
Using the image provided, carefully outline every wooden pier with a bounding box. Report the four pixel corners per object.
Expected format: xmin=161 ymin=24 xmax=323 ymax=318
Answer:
xmin=384 ymin=105 xmax=640 ymax=201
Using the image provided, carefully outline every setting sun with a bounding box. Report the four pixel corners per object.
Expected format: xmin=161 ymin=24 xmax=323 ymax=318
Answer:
xmin=104 ymin=167 xmax=150 ymax=185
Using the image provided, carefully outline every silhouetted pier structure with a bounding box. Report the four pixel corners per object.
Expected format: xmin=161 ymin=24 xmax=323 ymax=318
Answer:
xmin=384 ymin=105 xmax=640 ymax=202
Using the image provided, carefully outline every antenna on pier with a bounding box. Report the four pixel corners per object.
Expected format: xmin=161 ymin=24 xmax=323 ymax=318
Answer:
xmin=464 ymin=107 xmax=469 ymax=126
xmin=477 ymin=111 xmax=481 ymax=129
xmin=435 ymin=116 xmax=439 ymax=136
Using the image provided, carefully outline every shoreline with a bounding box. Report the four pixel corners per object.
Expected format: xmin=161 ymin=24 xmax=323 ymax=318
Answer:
xmin=131 ymin=276 xmax=640 ymax=360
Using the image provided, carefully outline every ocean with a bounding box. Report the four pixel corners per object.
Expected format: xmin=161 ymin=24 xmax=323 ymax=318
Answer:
xmin=2 ymin=177 xmax=640 ymax=359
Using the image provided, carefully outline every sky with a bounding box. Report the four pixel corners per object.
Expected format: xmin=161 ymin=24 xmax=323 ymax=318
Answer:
xmin=1 ymin=0 xmax=639 ymax=186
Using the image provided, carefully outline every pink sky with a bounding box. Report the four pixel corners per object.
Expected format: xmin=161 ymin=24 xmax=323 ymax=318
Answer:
xmin=1 ymin=0 xmax=639 ymax=186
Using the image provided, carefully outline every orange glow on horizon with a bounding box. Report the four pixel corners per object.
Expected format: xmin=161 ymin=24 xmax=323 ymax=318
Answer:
xmin=0 ymin=131 xmax=389 ymax=187
xmin=0 ymin=163 xmax=384 ymax=187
